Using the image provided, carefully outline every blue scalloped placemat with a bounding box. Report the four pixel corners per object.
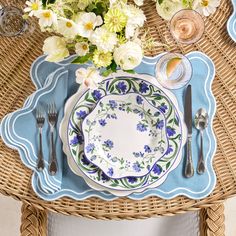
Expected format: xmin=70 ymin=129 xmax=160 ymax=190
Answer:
xmin=0 ymin=51 xmax=217 ymax=200
xmin=227 ymin=0 xmax=236 ymax=42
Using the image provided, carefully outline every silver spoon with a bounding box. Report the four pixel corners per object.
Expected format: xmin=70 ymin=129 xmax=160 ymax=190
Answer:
xmin=194 ymin=108 xmax=209 ymax=175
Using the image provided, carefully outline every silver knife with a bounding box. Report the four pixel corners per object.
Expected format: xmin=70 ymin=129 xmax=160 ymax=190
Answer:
xmin=184 ymin=84 xmax=194 ymax=178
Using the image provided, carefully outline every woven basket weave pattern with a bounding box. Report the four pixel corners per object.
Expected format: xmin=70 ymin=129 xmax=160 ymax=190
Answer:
xmin=0 ymin=0 xmax=236 ymax=220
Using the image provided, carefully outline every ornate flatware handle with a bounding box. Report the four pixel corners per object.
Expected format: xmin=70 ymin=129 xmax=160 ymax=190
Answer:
xmin=185 ymin=136 xmax=194 ymax=178
xmin=49 ymin=128 xmax=57 ymax=175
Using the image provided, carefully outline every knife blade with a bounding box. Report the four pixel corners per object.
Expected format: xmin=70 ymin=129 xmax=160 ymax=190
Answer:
xmin=184 ymin=85 xmax=192 ymax=135
xmin=184 ymin=84 xmax=194 ymax=178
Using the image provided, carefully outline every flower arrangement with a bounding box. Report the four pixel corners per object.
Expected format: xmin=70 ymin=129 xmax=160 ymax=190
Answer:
xmin=154 ymin=0 xmax=220 ymax=20
xmin=24 ymin=0 xmax=220 ymax=89
xmin=24 ymin=0 xmax=147 ymax=86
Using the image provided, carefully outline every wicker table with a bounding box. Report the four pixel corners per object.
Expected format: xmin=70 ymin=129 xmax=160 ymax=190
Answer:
xmin=0 ymin=0 xmax=235 ymax=235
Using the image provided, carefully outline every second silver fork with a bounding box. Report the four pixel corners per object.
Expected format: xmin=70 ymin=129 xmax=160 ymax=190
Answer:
xmin=36 ymin=108 xmax=45 ymax=171
xmin=48 ymin=102 xmax=58 ymax=175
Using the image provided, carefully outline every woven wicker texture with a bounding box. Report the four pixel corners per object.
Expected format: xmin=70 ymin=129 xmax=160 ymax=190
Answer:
xmin=20 ymin=203 xmax=47 ymax=236
xmin=199 ymin=204 xmax=225 ymax=236
xmin=0 ymin=0 xmax=236 ymax=220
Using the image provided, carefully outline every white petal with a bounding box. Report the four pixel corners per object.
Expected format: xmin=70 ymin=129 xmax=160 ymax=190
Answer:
xmin=24 ymin=7 xmax=31 ymax=12
xmin=203 ymin=8 xmax=210 ymax=16
xmin=96 ymin=16 xmax=103 ymax=26
xmin=26 ymin=1 xmax=32 ymax=6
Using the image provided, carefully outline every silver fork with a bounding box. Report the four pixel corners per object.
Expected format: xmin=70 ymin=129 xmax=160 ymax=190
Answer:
xmin=48 ymin=102 xmax=58 ymax=175
xmin=36 ymin=108 xmax=45 ymax=171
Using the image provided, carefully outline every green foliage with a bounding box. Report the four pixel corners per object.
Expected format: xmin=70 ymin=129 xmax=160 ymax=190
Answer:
xmin=182 ymin=0 xmax=193 ymax=8
xmin=166 ymin=162 xmax=170 ymax=169
xmin=86 ymin=0 xmax=109 ymax=16
xmin=42 ymin=0 xmax=56 ymax=8
xmin=124 ymin=70 xmax=135 ymax=74
xmin=71 ymin=53 xmax=92 ymax=64
xmin=101 ymin=69 xmax=113 ymax=77
xmin=101 ymin=60 xmax=117 ymax=76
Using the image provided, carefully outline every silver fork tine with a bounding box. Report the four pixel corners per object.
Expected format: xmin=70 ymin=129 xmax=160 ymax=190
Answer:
xmin=36 ymin=108 xmax=39 ymax=119
xmin=48 ymin=103 xmax=51 ymax=115
xmin=53 ymin=102 xmax=56 ymax=114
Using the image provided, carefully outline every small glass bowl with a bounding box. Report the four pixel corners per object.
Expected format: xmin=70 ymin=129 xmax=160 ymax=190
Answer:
xmin=0 ymin=6 xmax=28 ymax=37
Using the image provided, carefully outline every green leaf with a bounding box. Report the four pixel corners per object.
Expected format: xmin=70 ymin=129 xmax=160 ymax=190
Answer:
xmin=166 ymin=162 xmax=171 ymax=169
xmin=174 ymin=118 xmax=179 ymax=126
xmin=72 ymin=149 xmax=76 ymax=156
xmin=182 ymin=0 xmax=192 ymax=8
xmin=110 ymin=183 xmax=118 ymax=187
xmin=158 ymin=0 xmax=164 ymax=4
xmin=124 ymin=70 xmax=135 ymax=74
xmin=87 ymin=1 xmax=109 ymax=15
xmin=42 ymin=0 xmax=56 ymax=7
xmin=152 ymin=100 xmax=156 ymax=106
xmin=85 ymin=92 xmax=91 ymax=101
xmin=101 ymin=69 xmax=113 ymax=77
xmin=110 ymin=85 xmax=115 ymax=93
xmin=126 ymin=107 xmax=132 ymax=113
xmin=87 ymin=98 xmax=95 ymax=103
xmin=110 ymin=60 xmax=117 ymax=72
xmin=89 ymin=45 xmax=97 ymax=53
xmin=154 ymin=95 xmax=162 ymax=100
xmin=86 ymin=3 xmax=97 ymax=12
xmin=71 ymin=54 xmax=92 ymax=64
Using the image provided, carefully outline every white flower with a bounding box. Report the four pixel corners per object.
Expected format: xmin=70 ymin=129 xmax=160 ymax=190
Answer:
xmin=76 ymin=67 xmax=102 ymax=90
xmin=125 ymin=5 xmax=146 ymax=27
xmin=24 ymin=0 xmax=42 ymax=17
xmin=125 ymin=24 xmax=136 ymax=39
xmin=57 ymin=18 xmax=79 ymax=38
xmin=36 ymin=10 xmax=57 ymax=28
xmin=42 ymin=36 xmax=69 ymax=62
xmin=109 ymin=0 xmax=118 ymax=7
xmin=75 ymin=42 xmax=89 ymax=56
xmin=114 ymin=41 xmax=143 ymax=70
xmin=155 ymin=0 xmax=184 ymax=20
xmin=134 ymin=0 xmax=144 ymax=6
xmin=124 ymin=5 xmax=146 ymax=38
xmin=109 ymin=0 xmax=127 ymax=7
xmin=77 ymin=12 xmax=103 ymax=38
xmin=77 ymin=0 xmax=93 ymax=10
xmin=90 ymin=27 xmax=117 ymax=52
xmin=193 ymin=0 xmax=220 ymax=16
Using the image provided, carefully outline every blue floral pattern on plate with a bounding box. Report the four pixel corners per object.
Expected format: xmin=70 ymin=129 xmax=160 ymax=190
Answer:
xmin=67 ymin=77 xmax=186 ymax=191
xmin=81 ymin=93 xmax=169 ymax=179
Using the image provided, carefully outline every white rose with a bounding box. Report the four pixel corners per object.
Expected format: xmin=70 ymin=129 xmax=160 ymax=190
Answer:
xmin=156 ymin=0 xmax=184 ymax=20
xmin=42 ymin=36 xmax=69 ymax=62
xmin=114 ymin=41 xmax=143 ymax=70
